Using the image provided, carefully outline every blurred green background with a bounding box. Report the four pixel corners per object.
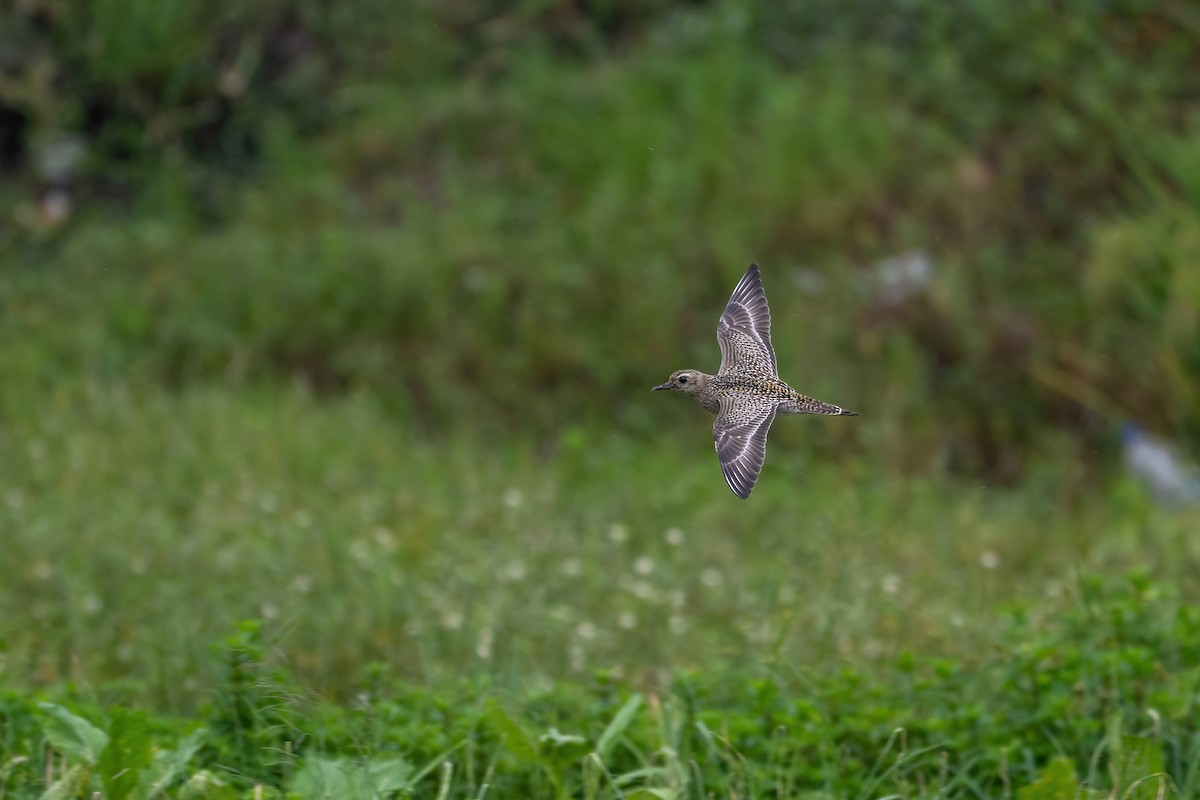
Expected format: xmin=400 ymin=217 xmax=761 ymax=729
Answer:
xmin=2 ymin=0 xmax=1199 ymax=702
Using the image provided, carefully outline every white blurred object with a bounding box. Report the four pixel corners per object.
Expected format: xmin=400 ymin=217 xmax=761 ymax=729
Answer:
xmin=28 ymin=133 xmax=86 ymax=230
xmin=873 ymin=250 xmax=935 ymax=304
xmin=39 ymin=187 xmax=72 ymax=226
xmin=36 ymin=134 xmax=86 ymax=184
xmin=1121 ymin=422 xmax=1200 ymax=508
xmin=791 ymin=267 xmax=827 ymax=296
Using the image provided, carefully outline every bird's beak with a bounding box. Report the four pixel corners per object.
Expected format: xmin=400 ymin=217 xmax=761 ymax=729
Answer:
xmin=652 ymin=382 xmax=672 ymax=392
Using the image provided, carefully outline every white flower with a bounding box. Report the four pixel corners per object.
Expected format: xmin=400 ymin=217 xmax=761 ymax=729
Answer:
xmin=185 ymin=771 xmax=227 ymax=793
xmin=568 ymin=641 xmax=586 ymax=672
xmin=290 ymin=573 xmax=314 ymax=593
xmin=608 ymin=523 xmax=629 ymax=543
xmin=349 ymin=539 xmax=371 ymax=564
xmin=81 ymin=594 xmax=102 ymax=616
xmin=629 ymin=581 xmax=654 ymax=600
xmin=561 ymin=558 xmax=582 ymax=577
xmin=372 ymin=526 xmax=396 ymax=550
xmin=701 ymin=569 xmax=723 ymax=587
xmin=664 ymin=528 xmax=685 ymax=546
xmin=979 ymin=550 xmax=1000 ymax=570
xmin=476 ymin=627 xmax=494 ymax=659
xmin=500 ymin=560 xmax=527 ymax=582
xmin=634 ymin=557 xmax=654 ymax=575
xmin=574 ymin=621 xmax=597 ymax=641
xmin=880 ymin=574 xmax=901 ymax=595
xmin=502 ymin=488 xmax=523 ymax=508
xmin=618 ymin=612 xmax=637 ymax=630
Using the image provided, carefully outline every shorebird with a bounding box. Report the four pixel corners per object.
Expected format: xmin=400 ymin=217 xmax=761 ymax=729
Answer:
xmin=653 ymin=263 xmax=857 ymax=498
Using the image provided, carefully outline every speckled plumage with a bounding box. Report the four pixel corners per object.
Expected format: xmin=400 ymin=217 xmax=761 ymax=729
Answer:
xmin=653 ymin=263 xmax=857 ymax=499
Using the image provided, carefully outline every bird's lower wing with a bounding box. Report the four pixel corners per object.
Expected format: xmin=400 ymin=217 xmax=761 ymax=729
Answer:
xmin=713 ymin=399 xmax=778 ymax=499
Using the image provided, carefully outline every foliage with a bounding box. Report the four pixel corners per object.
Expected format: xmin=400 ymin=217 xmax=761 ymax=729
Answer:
xmin=3 ymin=367 xmax=1198 ymax=702
xmin=1 ymin=574 xmax=1198 ymax=798
xmin=1 ymin=3 xmax=1199 ymax=798
xmin=0 ymin=0 xmax=1198 ymax=476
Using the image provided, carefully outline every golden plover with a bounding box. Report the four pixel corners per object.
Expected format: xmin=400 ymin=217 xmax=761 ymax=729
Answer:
xmin=653 ymin=263 xmax=857 ymax=499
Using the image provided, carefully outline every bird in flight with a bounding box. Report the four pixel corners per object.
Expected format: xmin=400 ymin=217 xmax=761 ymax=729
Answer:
xmin=653 ymin=263 xmax=857 ymax=498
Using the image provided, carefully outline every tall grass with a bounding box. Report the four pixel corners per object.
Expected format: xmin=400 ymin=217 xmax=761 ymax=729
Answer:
xmin=3 ymin=571 xmax=1200 ymax=798
xmin=1 ymin=5 xmax=1200 ymax=796
xmin=4 ymin=1 xmax=1199 ymax=476
xmin=1 ymin=376 xmax=1196 ymax=709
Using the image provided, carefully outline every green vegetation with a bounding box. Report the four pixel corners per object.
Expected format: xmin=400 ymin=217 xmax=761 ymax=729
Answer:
xmin=3 ymin=576 xmax=1200 ymax=797
xmin=2 ymin=1 xmax=1199 ymax=797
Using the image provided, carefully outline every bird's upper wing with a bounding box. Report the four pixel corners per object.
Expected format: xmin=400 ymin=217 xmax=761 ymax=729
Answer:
xmin=713 ymin=397 xmax=778 ymax=499
xmin=717 ymin=263 xmax=777 ymax=377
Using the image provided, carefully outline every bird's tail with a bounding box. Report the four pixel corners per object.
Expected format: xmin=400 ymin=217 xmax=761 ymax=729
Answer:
xmin=782 ymin=394 xmax=858 ymax=416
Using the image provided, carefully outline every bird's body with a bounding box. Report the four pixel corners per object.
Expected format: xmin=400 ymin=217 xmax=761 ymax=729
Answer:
xmin=653 ymin=263 xmax=856 ymax=498
xmin=669 ymin=371 xmax=850 ymax=417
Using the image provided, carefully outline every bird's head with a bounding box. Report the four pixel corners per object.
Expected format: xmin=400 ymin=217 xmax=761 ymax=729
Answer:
xmin=652 ymin=369 xmax=708 ymax=396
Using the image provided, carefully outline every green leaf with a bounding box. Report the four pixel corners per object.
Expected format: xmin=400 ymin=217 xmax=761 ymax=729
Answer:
xmin=626 ymin=790 xmax=677 ymax=800
xmin=485 ymin=705 xmax=563 ymax=795
xmin=97 ymin=708 xmax=154 ymax=800
xmin=38 ymin=764 xmax=88 ymax=800
xmin=38 ymin=703 xmax=108 ymax=765
xmin=291 ymin=756 xmax=413 ymax=800
xmin=1017 ymin=757 xmax=1079 ymax=800
xmin=1116 ymin=735 xmax=1167 ymax=800
xmin=291 ymin=758 xmax=359 ymax=800
xmin=364 ymin=758 xmax=414 ymax=794
xmin=139 ymin=728 xmax=207 ymax=797
xmin=596 ymin=694 xmax=643 ymax=760
xmin=485 ymin=706 xmax=539 ymax=764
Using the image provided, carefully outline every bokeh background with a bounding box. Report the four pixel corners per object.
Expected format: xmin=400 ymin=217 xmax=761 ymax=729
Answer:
xmin=2 ymin=0 xmax=1199 ymax=706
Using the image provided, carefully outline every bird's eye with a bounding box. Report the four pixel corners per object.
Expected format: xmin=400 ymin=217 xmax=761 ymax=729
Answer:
xmin=678 ymin=375 xmax=688 ymax=384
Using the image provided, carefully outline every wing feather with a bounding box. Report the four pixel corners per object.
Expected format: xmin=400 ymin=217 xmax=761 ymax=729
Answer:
xmin=713 ymin=399 xmax=778 ymax=499
xmin=716 ymin=263 xmax=777 ymax=376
